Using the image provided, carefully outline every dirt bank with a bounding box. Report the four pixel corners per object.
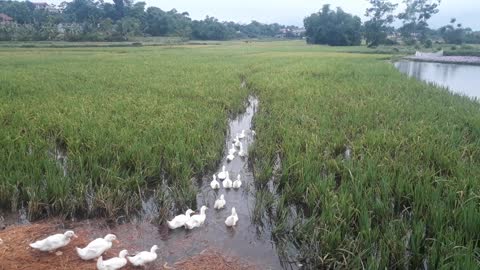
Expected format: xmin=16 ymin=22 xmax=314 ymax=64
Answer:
xmin=0 ymin=222 xmax=256 ymax=270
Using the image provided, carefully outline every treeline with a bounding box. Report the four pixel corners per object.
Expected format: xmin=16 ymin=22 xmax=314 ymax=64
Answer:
xmin=0 ymin=0 xmax=302 ymax=41
xmin=305 ymin=1 xmax=480 ymax=46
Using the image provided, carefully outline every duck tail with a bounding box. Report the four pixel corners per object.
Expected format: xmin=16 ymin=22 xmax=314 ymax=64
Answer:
xmin=75 ymin=247 xmax=83 ymax=257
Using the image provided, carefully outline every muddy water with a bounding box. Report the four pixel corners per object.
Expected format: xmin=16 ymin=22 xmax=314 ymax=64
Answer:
xmin=156 ymin=96 xmax=283 ymax=268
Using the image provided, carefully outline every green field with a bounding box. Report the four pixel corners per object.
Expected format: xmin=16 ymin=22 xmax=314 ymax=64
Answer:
xmin=1 ymin=41 xmax=480 ymax=268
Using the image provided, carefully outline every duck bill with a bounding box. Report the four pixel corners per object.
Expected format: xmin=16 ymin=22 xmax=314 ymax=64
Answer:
xmin=114 ymin=240 xmax=120 ymax=244
xmin=73 ymin=234 xmax=79 ymax=238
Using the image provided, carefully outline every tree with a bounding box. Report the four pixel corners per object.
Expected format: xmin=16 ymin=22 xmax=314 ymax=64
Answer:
xmin=397 ymin=0 xmax=440 ymax=45
xmin=304 ymin=5 xmax=362 ymax=46
xmin=63 ymin=0 xmax=103 ymax=23
xmin=439 ymin=18 xmax=467 ymax=44
xmin=191 ymin=16 xmax=235 ymax=40
xmin=364 ymin=0 xmax=397 ymax=47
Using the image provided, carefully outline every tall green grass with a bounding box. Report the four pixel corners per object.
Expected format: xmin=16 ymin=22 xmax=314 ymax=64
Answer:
xmin=1 ymin=41 xmax=479 ymax=268
xmin=0 ymin=46 xmax=250 ymax=219
xmin=248 ymin=47 xmax=480 ymax=268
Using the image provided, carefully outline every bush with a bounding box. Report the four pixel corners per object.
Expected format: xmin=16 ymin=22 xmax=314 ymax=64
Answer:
xmin=424 ymin=39 xmax=433 ymax=48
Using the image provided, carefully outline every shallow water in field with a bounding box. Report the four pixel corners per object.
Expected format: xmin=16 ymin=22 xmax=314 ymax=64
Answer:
xmin=394 ymin=60 xmax=480 ymax=99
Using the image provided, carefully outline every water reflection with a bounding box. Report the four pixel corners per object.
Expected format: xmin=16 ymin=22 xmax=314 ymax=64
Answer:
xmin=394 ymin=60 xmax=480 ymax=99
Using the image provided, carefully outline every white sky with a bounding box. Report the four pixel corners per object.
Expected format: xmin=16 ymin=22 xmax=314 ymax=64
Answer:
xmin=46 ymin=0 xmax=480 ymax=30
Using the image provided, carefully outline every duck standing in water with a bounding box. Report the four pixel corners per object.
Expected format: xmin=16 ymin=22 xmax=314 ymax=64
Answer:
xmin=233 ymin=174 xmax=242 ymax=189
xmin=217 ymin=166 xmax=227 ymax=180
xmin=238 ymin=130 xmax=246 ymax=139
xmin=210 ymin=174 xmax=220 ymax=190
xmin=222 ymin=171 xmax=233 ymax=189
xmin=228 ymin=143 xmax=236 ymax=155
xmin=127 ymin=245 xmax=159 ymax=267
xmin=238 ymin=143 xmax=246 ymax=157
xmin=225 ymin=207 xmax=239 ymax=227
xmin=185 ymin=206 xmax=208 ymax=229
xmin=214 ymin=194 xmax=226 ymax=209
xmin=167 ymin=209 xmax=194 ymax=229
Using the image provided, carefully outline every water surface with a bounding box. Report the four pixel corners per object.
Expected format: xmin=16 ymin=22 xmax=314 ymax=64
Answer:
xmin=394 ymin=60 xmax=480 ymax=99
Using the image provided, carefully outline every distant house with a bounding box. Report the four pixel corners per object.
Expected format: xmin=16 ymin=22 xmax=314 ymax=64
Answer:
xmin=277 ymin=28 xmax=306 ymax=39
xmin=31 ymin=2 xmax=59 ymax=12
xmin=0 ymin=13 xmax=13 ymax=24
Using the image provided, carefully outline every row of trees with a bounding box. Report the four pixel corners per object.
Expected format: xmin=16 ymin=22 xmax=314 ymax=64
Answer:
xmin=0 ymin=0 xmax=302 ymax=41
xmin=305 ymin=0 xmax=480 ymax=46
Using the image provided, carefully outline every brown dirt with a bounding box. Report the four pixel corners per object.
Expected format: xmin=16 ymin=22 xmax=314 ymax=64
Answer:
xmin=0 ymin=222 xmax=256 ymax=270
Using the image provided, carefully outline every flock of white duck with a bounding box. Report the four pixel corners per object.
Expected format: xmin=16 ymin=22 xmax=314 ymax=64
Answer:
xmin=29 ymin=231 xmax=158 ymax=269
xmin=168 ymin=129 xmax=252 ymax=230
xmin=26 ymin=129 xmax=253 ymax=269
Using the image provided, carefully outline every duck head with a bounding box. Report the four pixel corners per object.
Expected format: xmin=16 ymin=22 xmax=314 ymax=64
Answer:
xmin=119 ymin=250 xmax=128 ymax=258
xmin=200 ymin=206 xmax=208 ymax=214
xmin=231 ymin=207 xmax=237 ymax=215
xmin=220 ymin=194 xmax=224 ymax=200
xmin=104 ymin=234 xmax=118 ymax=244
xmin=151 ymin=245 xmax=159 ymax=253
xmin=65 ymin=230 xmax=78 ymax=239
xmin=186 ymin=209 xmax=195 ymax=216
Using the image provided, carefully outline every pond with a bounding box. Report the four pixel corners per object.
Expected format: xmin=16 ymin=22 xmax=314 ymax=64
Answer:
xmin=394 ymin=60 xmax=480 ymax=99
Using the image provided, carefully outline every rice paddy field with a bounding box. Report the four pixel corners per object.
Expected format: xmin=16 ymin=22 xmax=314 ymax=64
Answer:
xmin=1 ymin=40 xmax=480 ymax=269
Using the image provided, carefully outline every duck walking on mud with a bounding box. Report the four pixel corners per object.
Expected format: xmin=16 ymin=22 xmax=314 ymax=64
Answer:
xmin=76 ymin=234 xmax=118 ymax=260
xmin=29 ymin=230 xmax=78 ymax=252
xmin=97 ymin=249 xmax=128 ymax=270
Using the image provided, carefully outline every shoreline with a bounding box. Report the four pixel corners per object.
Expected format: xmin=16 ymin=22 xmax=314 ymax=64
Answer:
xmin=404 ymin=55 xmax=480 ymax=66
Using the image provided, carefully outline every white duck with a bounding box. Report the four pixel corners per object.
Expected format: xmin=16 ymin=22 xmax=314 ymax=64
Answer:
xmin=228 ymin=143 xmax=236 ymax=155
xmin=238 ymin=130 xmax=246 ymax=139
xmin=185 ymin=206 xmax=208 ymax=229
xmin=222 ymin=171 xmax=233 ymax=189
xmin=97 ymin=249 xmax=128 ymax=270
xmin=217 ymin=166 xmax=227 ymax=180
xmin=76 ymin=234 xmax=117 ymax=260
xmin=167 ymin=209 xmax=194 ymax=229
xmin=226 ymin=152 xmax=235 ymax=162
xmin=210 ymin=174 xmax=220 ymax=190
xmin=29 ymin=230 xmax=77 ymax=252
xmin=233 ymin=135 xmax=241 ymax=147
xmin=127 ymin=245 xmax=159 ymax=267
xmin=233 ymin=174 xmax=242 ymax=189
xmin=238 ymin=143 xmax=246 ymax=157
xmin=214 ymin=194 xmax=226 ymax=209
xmin=225 ymin=207 xmax=239 ymax=227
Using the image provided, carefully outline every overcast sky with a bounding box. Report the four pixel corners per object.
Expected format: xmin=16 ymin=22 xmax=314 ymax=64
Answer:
xmin=47 ymin=0 xmax=480 ymax=30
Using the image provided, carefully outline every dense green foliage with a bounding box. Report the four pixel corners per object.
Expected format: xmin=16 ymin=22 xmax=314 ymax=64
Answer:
xmin=397 ymin=0 xmax=441 ymax=45
xmin=364 ymin=0 xmax=397 ymax=47
xmin=0 ymin=0 xmax=301 ymax=41
xmin=1 ymin=41 xmax=480 ymax=268
xmin=304 ymin=4 xmax=362 ymax=46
